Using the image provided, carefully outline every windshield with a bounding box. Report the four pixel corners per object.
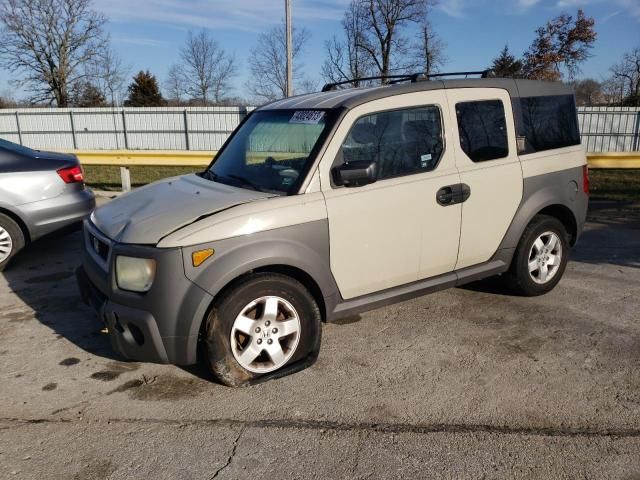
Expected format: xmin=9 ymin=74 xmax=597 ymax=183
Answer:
xmin=203 ymin=109 xmax=332 ymax=194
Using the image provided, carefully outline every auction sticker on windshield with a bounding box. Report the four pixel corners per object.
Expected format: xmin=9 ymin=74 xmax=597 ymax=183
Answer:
xmin=290 ymin=110 xmax=325 ymax=124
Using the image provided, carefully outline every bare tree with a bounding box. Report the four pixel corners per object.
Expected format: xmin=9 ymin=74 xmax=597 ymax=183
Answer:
xmin=523 ymin=9 xmax=596 ymax=81
xmin=0 ymin=0 xmax=108 ymax=107
xmin=322 ymin=1 xmax=375 ymax=86
xmin=164 ymin=64 xmax=188 ymax=105
xmin=609 ymin=47 xmax=640 ymax=107
xmin=413 ymin=18 xmax=446 ymax=76
xmin=179 ymin=30 xmax=236 ymax=105
xmin=569 ymin=78 xmax=602 ymax=106
xmin=247 ymin=22 xmax=311 ymax=101
xmin=87 ymin=46 xmax=129 ymax=106
xmin=355 ymin=0 xmax=436 ymax=80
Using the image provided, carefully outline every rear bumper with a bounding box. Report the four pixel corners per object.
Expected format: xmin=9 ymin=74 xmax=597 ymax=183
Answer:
xmin=76 ymin=221 xmax=213 ymax=365
xmin=21 ymin=188 xmax=95 ymax=240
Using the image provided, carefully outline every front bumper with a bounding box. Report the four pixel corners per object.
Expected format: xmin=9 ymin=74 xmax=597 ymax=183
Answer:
xmin=76 ymin=220 xmax=213 ymax=365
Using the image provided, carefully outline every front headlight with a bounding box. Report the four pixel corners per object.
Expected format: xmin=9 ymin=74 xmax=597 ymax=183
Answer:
xmin=115 ymin=256 xmax=156 ymax=292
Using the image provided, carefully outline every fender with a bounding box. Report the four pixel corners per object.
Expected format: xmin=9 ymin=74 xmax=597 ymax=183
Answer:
xmin=180 ymin=219 xmax=338 ymax=334
xmin=498 ymin=165 xmax=588 ymax=252
xmin=0 ymin=201 xmax=33 ymax=240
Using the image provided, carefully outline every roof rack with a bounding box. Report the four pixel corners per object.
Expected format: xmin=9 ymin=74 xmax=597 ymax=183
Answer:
xmin=321 ymin=70 xmax=494 ymax=92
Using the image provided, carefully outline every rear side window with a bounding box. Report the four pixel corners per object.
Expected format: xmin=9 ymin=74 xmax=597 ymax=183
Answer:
xmin=340 ymin=105 xmax=444 ymax=180
xmin=519 ymin=95 xmax=580 ymax=153
xmin=456 ymin=100 xmax=509 ymax=162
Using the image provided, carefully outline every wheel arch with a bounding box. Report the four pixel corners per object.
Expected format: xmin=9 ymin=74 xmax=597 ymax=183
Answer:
xmin=183 ymin=221 xmax=339 ymax=351
xmin=537 ymin=204 xmax=578 ymax=245
xmin=0 ymin=206 xmax=31 ymax=243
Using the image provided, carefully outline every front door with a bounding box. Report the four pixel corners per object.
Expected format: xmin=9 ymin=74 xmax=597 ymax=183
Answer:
xmin=319 ymin=91 xmax=462 ymax=300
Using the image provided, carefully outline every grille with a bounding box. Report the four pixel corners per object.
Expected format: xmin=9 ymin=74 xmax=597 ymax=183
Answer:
xmin=89 ymin=232 xmax=110 ymax=261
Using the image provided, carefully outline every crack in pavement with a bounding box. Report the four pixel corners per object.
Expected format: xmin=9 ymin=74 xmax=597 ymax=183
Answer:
xmin=209 ymin=426 xmax=245 ymax=480
xmin=2 ymin=416 xmax=640 ymax=439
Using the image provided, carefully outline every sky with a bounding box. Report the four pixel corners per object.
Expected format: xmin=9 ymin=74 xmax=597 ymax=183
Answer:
xmin=1 ymin=0 xmax=639 ymax=102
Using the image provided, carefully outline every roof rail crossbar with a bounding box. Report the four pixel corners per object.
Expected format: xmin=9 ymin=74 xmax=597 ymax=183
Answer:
xmin=321 ymin=74 xmax=420 ymax=92
xmin=424 ymin=69 xmax=494 ymax=79
xmin=321 ymin=70 xmax=494 ymax=92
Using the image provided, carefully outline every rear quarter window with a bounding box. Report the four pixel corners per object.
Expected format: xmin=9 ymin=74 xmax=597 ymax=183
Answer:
xmin=519 ymin=95 xmax=581 ymax=153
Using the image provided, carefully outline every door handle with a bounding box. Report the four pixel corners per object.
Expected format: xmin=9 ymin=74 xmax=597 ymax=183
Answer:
xmin=437 ymin=184 xmax=471 ymax=206
xmin=436 ymin=186 xmax=454 ymax=205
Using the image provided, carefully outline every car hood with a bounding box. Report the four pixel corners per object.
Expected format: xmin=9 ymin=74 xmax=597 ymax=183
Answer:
xmin=91 ymin=174 xmax=274 ymax=244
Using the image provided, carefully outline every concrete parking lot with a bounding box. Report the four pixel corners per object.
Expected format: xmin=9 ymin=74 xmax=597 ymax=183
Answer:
xmin=1 ymin=198 xmax=639 ymax=479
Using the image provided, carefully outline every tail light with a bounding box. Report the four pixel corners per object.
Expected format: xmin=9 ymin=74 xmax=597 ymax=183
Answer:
xmin=582 ymin=164 xmax=589 ymax=194
xmin=57 ymin=165 xmax=84 ymax=184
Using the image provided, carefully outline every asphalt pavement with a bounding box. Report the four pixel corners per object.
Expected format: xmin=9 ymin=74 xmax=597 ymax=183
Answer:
xmin=1 ymin=199 xmax=639 ymax=479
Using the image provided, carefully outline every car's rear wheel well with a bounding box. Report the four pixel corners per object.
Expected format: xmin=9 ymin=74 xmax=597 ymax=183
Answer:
xmin=0 ymin=208 xmax=30 ymax=244
xmin=537 ymin=205 xmax=577 ymax=245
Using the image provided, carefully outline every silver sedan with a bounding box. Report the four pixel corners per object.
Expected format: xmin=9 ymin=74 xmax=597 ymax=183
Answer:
xmin=0 ymin=139 xmax=95 ymax=270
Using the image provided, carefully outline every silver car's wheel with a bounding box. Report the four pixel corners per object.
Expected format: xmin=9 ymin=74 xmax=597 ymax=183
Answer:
xmin=230 ymin=295 xmax=302 ymax=374
xmin=0 ymin=225 xmax=13 ymax=264
xmin=527 ymin=231 xmax=562 ymax=284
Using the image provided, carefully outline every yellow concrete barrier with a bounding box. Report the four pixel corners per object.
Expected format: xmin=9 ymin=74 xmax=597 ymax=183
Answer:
xmin=587 ymin=152 xmax=640 ymax=169
xmin=59 ymin=149 xmax=640 ymax=169
xmin=67 ymin=150 xmax=217 ymax=167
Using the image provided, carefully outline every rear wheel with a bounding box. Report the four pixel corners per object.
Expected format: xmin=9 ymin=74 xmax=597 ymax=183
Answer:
xmin=0 ymin=214 xmax=25 ymax=272
xmin=203 ymin=273 xmax=322 ymax=387
xmin=504 ymin=215 xmax=569 ymax=296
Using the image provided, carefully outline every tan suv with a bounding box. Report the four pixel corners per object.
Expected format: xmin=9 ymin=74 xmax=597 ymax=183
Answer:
xmin=77 ymin=72 xmax=589 ymax=386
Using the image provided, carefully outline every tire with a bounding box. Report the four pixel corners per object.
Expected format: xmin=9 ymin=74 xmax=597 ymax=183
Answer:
xmin=503 ymin=214 xmax=569 ymax=296
xmin=203 ymin=273 xmax=322 ymax=387
xmin=0 ymin=213 xmax=25 ymax=272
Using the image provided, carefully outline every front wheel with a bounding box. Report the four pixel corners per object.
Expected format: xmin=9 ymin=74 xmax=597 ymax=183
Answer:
xmin=503 ymin=215 xmax=569 ymax=296
xmin=203 ymin=273 xmax=322 ymax=387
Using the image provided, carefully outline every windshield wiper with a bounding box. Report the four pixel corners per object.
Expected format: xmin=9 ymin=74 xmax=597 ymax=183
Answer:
xmin=202 ymin=170 xmax=264 ymax=193
xmin=225 ymin=174 xmax=264 ymax=192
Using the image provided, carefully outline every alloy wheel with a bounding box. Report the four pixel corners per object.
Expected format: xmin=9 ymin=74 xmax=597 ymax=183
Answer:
xmin=527 ymin=231 xmax=562 ymax=284
xmin=0 ymin=226 xmax=13 ymax=264
xmin=230 ymin=296 xmax=301 ymax=373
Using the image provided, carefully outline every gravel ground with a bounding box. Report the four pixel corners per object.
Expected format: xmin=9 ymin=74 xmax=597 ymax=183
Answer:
xmin=1 ymin=199 xmax=639 ymax=479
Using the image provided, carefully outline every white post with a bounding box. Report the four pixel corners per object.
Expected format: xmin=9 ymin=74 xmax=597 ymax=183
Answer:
xmin=120 ymin=166 xmax=131 ymax=192
xmin=285 ymin=0 xmax=293 ymax=97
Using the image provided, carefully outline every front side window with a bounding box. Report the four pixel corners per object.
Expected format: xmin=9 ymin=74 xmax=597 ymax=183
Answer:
xmin=339 ymin=105 xmax=444 ymax=181
xmin=519 ymin=95 xmax=580 ymax=153
xmin=456 ymin=100 xmax=509 ymax=162
xmin=204 ymin=109 xmax=333 ymax=194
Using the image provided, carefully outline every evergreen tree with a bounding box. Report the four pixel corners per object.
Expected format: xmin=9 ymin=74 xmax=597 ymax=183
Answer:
xmin=72 ymin=81 xmax=106 ymax=107
xmin=125 ymin=70 xmax=165 ymax=107
xmin=491 ymin=45 xmax=523 ymax=78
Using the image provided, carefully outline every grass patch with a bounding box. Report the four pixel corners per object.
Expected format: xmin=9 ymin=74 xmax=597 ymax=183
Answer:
xmin=85 ymin=165 xmax=640 ymax=203
xmin=589 ymin=169 xmax=640 ymax=202
xmin=84 ymin=165 xmax=202 ymax=191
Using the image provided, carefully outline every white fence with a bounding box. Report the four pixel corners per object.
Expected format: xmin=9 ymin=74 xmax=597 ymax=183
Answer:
xmin=0 ymin=105 xmax=638 ymax=153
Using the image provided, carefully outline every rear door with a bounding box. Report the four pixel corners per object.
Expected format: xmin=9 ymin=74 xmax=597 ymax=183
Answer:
xmin=445 ymin=88 xmax=523 ymax=269
xmin=319 ymin=91 xmax=462 ymax=300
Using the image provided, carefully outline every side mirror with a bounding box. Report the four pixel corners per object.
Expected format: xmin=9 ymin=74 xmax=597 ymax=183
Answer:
xmin=331 ymin=160 xmax=377 ymax=188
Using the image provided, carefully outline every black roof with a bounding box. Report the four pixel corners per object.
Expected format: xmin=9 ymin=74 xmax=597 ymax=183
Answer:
xmin=258 ymin=78 xmax=574 ymax=111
